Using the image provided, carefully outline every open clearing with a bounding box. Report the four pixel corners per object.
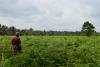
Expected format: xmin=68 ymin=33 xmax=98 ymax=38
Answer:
xmin=0 ymin=36 xmax=100 ymax=67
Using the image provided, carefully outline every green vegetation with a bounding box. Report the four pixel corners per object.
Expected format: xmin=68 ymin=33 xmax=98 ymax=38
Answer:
xmin=0 ymin=22 xmax=97 ymax=36
xmin=81 ymin=21 xmax=95 ymax=36
xmin=0 ymin=36 xmax=100 ymax=67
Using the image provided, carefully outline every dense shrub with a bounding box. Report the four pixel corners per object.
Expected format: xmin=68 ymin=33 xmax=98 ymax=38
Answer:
xmin=0 ymin=36 xmax=100 ymax=67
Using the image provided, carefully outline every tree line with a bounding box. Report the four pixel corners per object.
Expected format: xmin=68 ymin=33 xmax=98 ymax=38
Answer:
xmin=0 ymin=21 xmax=98 ymax=36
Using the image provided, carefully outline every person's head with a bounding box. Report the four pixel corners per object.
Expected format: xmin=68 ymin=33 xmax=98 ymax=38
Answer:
xmin=15 ymin=32 xmax=20 ymax=37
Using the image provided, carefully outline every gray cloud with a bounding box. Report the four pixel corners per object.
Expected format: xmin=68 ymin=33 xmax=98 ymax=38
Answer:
xmin=0 ymin=0 xmax=100 ymax=31
xmin=0 ymin=0 xmax=40 ymax=18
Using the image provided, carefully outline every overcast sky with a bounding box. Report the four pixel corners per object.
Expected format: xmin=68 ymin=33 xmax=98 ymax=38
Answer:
xmin=0 ymin=0 xmax=100 ymax=31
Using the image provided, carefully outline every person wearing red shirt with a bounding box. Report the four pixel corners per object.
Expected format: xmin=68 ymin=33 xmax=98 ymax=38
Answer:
xmin=12 ymin=32 xmax=22 ymax=55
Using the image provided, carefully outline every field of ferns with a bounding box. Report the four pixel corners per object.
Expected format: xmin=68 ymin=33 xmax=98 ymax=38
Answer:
xmin=0 ymin=36 xmax=100 ymax=67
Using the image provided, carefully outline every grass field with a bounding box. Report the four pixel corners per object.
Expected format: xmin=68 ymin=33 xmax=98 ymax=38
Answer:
xmin=0 ymin=36 xmax=100 ymax=67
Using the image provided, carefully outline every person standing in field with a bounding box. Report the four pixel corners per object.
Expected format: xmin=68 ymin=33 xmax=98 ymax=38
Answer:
xmin=12 ymin=32 xmax=22 ymax=55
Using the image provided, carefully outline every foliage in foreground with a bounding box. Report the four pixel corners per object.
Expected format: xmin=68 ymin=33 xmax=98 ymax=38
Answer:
xmin=0 ymin=36 xmax=100 ymax=67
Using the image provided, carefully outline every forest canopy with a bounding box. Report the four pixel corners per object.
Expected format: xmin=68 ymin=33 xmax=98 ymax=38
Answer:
xmin=0 ymin=23 xmax=98 ymax=36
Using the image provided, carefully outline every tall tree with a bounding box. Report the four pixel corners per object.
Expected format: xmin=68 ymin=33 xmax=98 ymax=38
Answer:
xmin=9 ymin=26 xmax=16 ymax=35
xmin=81 ymin=21 xmax=95 ymax=36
